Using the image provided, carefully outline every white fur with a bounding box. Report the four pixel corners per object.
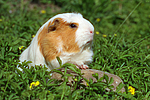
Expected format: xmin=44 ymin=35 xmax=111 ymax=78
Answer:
xmin=19 ymin=32 xmax=47 ymax=69
xmin=19 ymin=13 xmax=94 ymax=71
xmin=50 ymin=13 xmax=94 ymax=47
xmin=60 ymin=47 xmax=93 ymax=65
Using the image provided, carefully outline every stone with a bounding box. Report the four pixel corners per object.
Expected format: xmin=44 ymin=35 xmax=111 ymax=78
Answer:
xmin=51 ymin=68 xmax=125 ymax=93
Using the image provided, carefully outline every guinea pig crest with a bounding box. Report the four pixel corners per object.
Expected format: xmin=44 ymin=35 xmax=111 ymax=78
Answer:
xmin=19 ymin=13 xmax=94 ymax=71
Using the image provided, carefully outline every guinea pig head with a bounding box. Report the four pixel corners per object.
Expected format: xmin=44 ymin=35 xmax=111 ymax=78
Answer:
xmin=73 ymin=16 xmax=94 ymax=48
xmin=38 ymin=13 xmax=94 ymax=63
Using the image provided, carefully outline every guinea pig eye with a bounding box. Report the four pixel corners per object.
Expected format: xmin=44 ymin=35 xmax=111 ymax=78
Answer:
xmin=70 ymin=23 xmax=77 ymax=28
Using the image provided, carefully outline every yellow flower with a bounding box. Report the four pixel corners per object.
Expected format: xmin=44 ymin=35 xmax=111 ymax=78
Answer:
xmin=128 ymin=86 xmax=135 ymax=95
xmin=86 ymin=82 xmax=89 ymax=86
xmin=32 ymin=35 xmax=35 ymax=38
xmin=40 ymin=10 xmax=46 ymax=14
xmin=114 ymin=34 xmax=117 ymax=37
xmin=30 ymin=82 xmax=35 ymax=89
xmin=86 ymin=79 xmax=89 ymax=86
xmin=0 ymin=19 xmax=2 ymax=21
xmin=35 ymin=81 xmax=40 ymax=86
xmin=103 ymin=34 xmax=107 ymax=38
xmin=30 ymin=81 xmax=40 ymax=89
xmin=96 ymin=31 xmax=100 ymax=34
xmin=96 ymin=18 xmax=101 ymax=22
xmin=19 ymin=46 xmax=25 ymax=50
xmin=74 ymin=78 xmax=78 ymax=81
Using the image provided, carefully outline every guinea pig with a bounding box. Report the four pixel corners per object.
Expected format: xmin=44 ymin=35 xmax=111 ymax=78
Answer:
xmin=19 ymin=13 xmax=94 ymax=71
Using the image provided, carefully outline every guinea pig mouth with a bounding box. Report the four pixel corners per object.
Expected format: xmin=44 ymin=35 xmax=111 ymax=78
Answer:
xmin=87 ymin=41 xmax=91 ymax=44
xmin=85 ymin=36 xmax=93 ymax=45
xmin=86 ymin=40 xmax=93 ymax=45
xmin=82 ymin=40 xmax=93 ymax=49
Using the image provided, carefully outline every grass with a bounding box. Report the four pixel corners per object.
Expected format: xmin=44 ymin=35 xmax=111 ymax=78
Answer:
xmin=0 ymin=0 xmax=150 ymax=99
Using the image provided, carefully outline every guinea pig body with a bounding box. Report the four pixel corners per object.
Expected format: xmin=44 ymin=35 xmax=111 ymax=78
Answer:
xmin=19 ymin=13 xmax=94 ymax=71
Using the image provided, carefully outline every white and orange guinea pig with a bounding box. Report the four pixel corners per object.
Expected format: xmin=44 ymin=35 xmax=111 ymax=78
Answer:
xmin=19 ymin=13 xmax=94 ymax=71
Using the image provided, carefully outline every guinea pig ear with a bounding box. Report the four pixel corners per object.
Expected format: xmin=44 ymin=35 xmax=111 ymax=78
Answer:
xmin=48 ymin=19 xmax=59 ymax=33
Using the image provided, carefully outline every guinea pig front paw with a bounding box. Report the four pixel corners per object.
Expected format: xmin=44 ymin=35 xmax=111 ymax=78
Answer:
xmin=78 ymin=64 xmax=89 ymax=69
xmin=73 ymin=64 xmax=89 ymax=69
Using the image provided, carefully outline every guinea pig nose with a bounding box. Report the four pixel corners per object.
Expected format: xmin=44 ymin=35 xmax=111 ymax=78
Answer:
xmin=90 ymin=31 xmax=93 ymax=34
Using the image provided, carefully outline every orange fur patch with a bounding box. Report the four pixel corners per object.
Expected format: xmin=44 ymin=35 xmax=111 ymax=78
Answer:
xmin=38 ymin=18 xmax=80 ymax=62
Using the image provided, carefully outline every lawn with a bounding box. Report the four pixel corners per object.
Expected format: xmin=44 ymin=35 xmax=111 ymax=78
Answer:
xmin=0 ymin=0 xmax=150 ymax=99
